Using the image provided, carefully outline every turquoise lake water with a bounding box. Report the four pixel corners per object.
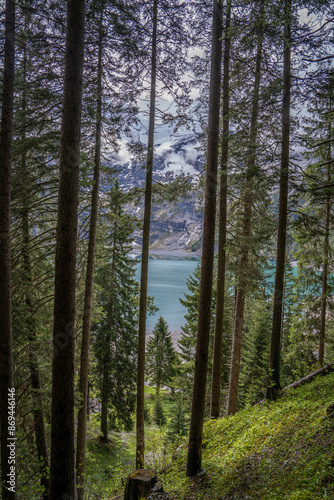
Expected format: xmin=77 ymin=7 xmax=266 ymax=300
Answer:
xmin=135 ymin=258 xmax=199 ymax=333
xmin=134 ymin=258 xmax=299 ymax=334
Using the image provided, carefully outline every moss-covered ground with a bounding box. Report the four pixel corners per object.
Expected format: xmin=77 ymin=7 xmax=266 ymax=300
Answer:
xmin=84 ymin=372 xmax=334 ymax=499
xmin=162 ymin=372 xmax=334 ymax=499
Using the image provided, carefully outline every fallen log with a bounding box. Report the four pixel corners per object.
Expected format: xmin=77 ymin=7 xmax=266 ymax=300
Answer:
xmin=282 ymin=362 xmax=334 ymax=392
xmin=253 ymin=362 xmax=334 ymax=407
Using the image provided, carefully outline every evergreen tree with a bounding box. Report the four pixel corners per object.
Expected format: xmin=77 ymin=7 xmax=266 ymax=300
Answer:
xmin=227 ymin=0 xmax=266 ymax=416
xmin=92 ymin=181 xmax=139 ymax=437
xmin=239 ymin=299 xmax=272 ymax=407
xmin=49 ymin=0 xmax=85 ymax=497
xmin=0 ymin=1 xmax=16 ymax=498
xmin=294 ymin=68 xmax=334 ymax=367
xmin=12 ymin=9 xmax=52 ymax=496
xmin=267 ymin=0 xmax=292 ymax=401
xmin=166 ymin=391 xmax=188 ymax=445
xmin=178 ymin=263 xmax=234 ymax=415
xmin=135 ymin=0 xmax=193 ymax=468
xmin=146 ymin=316 xmax=179 ymax=396
xmin=211 ymin=0 xmax=232 ymax=419
xmin=136 ymin=0 xmax=158 ymax=467
xmin=152 ymin=395 xmax=167 ymax=426
xmin=76 ymin=2 xmax=103 ymax=495
xmin=186 ymin=0 xmax=223 ymax=477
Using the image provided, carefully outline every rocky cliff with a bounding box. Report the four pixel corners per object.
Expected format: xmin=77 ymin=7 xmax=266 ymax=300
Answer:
xmin=111 ymin=129 xmax=204 ymax=254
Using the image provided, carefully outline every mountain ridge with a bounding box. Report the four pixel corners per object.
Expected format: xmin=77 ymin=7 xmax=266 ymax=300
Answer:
xmin=111 ymin=129 xmax=205 ymax=253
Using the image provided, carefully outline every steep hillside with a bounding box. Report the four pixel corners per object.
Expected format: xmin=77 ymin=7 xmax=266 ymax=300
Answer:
xmin=162 ymin=371 xmax=334 ymax=499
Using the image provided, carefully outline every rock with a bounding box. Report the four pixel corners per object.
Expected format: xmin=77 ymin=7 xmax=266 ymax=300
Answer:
xmin=152 ymin=482 xmax=164 ymax=493
xmin=123 ymin=468 xmax=158 ymax=500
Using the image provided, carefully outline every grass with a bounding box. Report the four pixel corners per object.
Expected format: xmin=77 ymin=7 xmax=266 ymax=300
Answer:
xmin=83 ymin=386 xmax=175 ymax=499
xmin=161 ymin=372 xmax=334 ymax=499
xmin=83 ymin=374 xmax=334 ymax=499
xmin=82 ymin=414 xmax=135 ymax=499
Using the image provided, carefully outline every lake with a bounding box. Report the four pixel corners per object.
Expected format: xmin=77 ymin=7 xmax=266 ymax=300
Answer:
xmin=135 ymin=257 xmax=199 ymax=333
xmin=134 ymin=257 xmax=298 ymax=336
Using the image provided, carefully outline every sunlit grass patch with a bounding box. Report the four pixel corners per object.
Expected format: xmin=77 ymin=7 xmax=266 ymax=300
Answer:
xmin=162 ymin=372 xmax=334 ymax=499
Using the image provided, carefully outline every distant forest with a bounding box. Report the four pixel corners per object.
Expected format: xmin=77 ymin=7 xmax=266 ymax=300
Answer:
xmin=0 ymin=0 xmax=334 ymax=498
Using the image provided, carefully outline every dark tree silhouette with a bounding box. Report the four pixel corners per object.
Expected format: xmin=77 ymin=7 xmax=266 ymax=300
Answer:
xmin=76 ymin=5 xmax=103 ymax=498
xmin=49 ymin=0 xmax=85 ymax=498
xmin=0 ymin=1 xmax=16 ymax=498
xmin=186 ymin=0 xmax=223 ymax=477
xmin=136 ymin=0 xmax=158 ymax=469
xmin=267 ymin=0 xmax=292 ymax=401
xmin=210 ymin=0 xmax=232 ymax=419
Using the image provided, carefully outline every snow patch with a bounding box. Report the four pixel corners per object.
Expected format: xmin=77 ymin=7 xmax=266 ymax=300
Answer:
xmin=162 ymin=153 xmax=198 ymax=177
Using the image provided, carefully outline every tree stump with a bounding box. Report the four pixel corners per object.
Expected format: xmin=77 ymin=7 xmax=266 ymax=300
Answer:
xmin=124 ymin=469 xmax=158 ymax=500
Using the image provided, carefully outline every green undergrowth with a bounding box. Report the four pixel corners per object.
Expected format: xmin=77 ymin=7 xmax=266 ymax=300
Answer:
xmin=83 ymin=387 xmax=176 ymax=498
xmin=83 ymin=424 xmax=134 ymax=498
xmin=162 ymin=372 xmax=334 ymax=500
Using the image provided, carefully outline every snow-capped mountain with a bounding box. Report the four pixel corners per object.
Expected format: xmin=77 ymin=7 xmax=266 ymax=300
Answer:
xmin=110 ymin=127 xmax=205 ymax=254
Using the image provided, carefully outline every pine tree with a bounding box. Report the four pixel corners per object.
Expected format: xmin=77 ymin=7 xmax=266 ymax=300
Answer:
xmin=136 ymin=0 xmax=158 ymax=468
xmin=211 ymin=0 xmax=232 ymax=420
xmin=92 ymin=181 xmax=139 ymax=438
xmin=152 ymin=396 xmax=167 ymax=426
xmin=267 ymin=0 xmax=292 ymax=401
xmin=146 ymin=316 xmax=179 ymax=396
xmin=227 ymin=0 xmax=266 ymax=416
xmin=49 ymin=0 xmax=85 ymax=497
xmin=166 ymin=391 xmax=188 ymax=444
xmin=285 ymin=68 xmax=334 ymax=375
xmin=239 ymin=299 xmax=272 ymax=407
xmin=186 ymin=1 xmax=223 ymax=475
xmin=0 ymin=1 xmax=16 ymax=498
xmin=76 ymin=3 xmax=103 ymax=495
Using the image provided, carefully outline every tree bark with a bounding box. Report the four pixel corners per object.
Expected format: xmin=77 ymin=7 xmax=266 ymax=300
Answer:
xmin=76 ymin=6 xmax=103 ymax=498
xmin=49 ymin=1 xmax=85 ymax=498
xmin=318 ymin=127 xmax=331 ymax=366
xmin=124 ymin=469 xmax=158 ymax=500
xmin=227 ymin=2 xmax=264 ymax=416
xmin=136 ymin=0 xmax=157 ymax=470
xmin=100 ymin=335 xmax=111 ymax=441
xmin=266 ymin=0 xmax=292 ymax=401
xmin=100 ymin=224 xmax=117 ymax=442
xmin=186 ymin=0 xmax=223 ymax=477
xmin=0 ymin=1 xmax=16 ymax=498
xmin=210 ymin=0 xmax=232 ymax=419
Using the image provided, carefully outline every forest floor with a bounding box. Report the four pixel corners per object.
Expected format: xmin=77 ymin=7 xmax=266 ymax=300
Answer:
xmin=84 ymin=373 xmax=334 ymax=500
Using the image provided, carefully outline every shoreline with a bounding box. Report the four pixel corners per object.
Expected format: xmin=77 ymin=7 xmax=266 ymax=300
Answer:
xmin=130 ymin=247 xmax=201 ymax=260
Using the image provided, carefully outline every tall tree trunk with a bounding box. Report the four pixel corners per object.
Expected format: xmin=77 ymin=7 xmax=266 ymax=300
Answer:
xmin=227 ymin=2 xmax=264 ymax=416
xmin=100 ymin=224 xmax=116 ymax=442
xmin=210 ymin=0 xmax=232 ymax=419
xmin=0 ymin=1 xmax=16 ymax=499
xmin=76 ymin=7 xmax=103 ymax=498
xmin=266 ymin=0 xmax=291 ymax=401
xmin=186 ymin=0 xmax=223 ymax=478
xmin=49 ymin=1 xmax=85 ymax=498
xmin=20 ymin=28 xmax=49 ymax=498
xmin=136 ymin=0 xmax=157 ymax=469
xmin=319 ymin=131 xmax=331 ymax=366
xmin=100 ymin=332 xmax=111 ymax=441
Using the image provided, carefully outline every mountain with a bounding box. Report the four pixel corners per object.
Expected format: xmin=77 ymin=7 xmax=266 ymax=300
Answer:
xmin=110 ymin=128 xmax=205 ymax=254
